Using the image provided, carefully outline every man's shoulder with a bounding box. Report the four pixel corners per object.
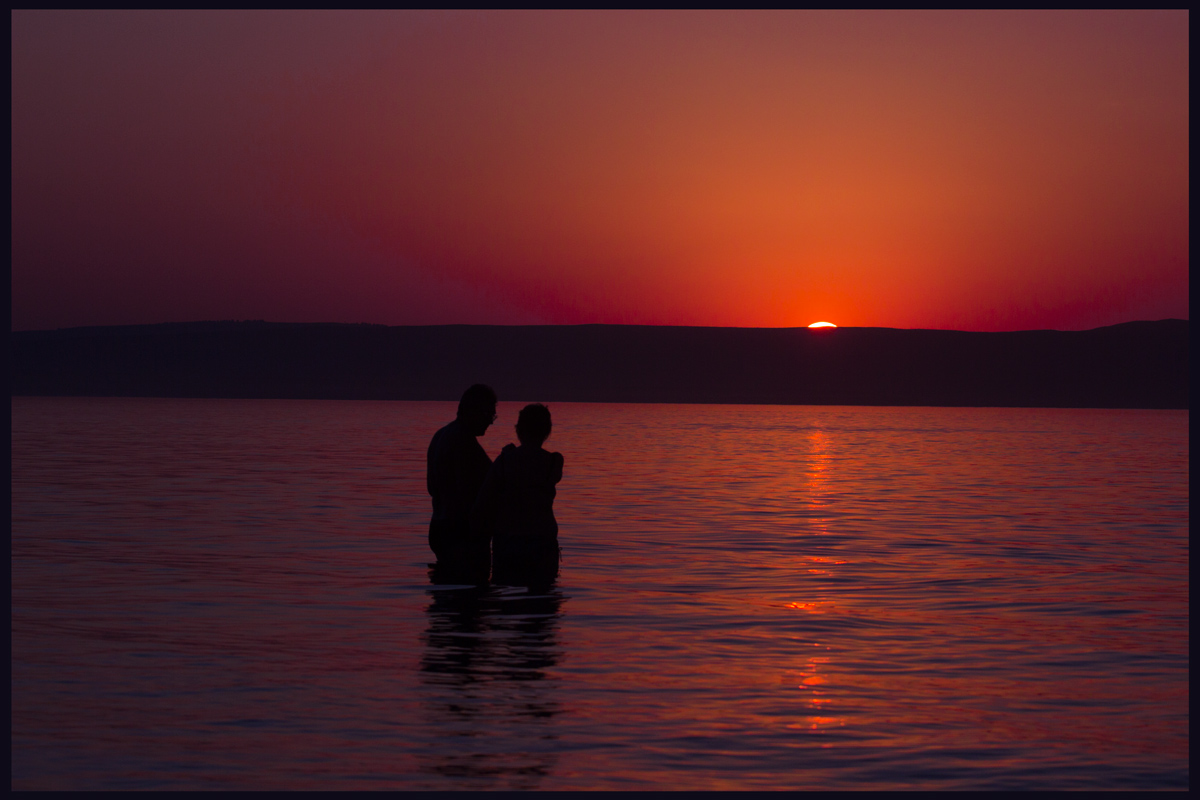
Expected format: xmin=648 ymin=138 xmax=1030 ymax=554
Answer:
xmin=429 ymin=420 xmax=464 ymax=450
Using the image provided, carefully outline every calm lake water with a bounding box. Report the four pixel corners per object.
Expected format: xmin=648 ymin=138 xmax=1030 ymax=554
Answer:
xmin=11 ymin=397 xmax=1189 ymax=790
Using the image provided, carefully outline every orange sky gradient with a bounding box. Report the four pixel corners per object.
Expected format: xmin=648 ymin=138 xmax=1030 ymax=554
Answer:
xmin=11 ymin=11 xmax=1189 ymax=331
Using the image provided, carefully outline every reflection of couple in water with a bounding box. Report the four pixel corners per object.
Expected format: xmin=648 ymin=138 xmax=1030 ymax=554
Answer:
xmin=426 ymin=384 xmax=563 ymax=586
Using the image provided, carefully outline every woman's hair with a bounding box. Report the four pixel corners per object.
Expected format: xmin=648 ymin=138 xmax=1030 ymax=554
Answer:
xmin=515 ymin=403 xmax=552 ymax=446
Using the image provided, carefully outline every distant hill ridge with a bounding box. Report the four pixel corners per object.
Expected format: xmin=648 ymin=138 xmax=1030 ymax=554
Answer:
xmin=11 ymin=319 xmax=1189 ymax=409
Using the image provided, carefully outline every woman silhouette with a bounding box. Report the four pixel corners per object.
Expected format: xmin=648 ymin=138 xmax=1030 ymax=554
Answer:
xmin=473 ymin=403 xmax=563 ymax=585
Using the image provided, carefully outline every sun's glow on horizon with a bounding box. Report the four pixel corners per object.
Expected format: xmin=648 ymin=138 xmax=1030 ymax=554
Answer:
xmin=808 ymin=321 xmax=837 ymax=328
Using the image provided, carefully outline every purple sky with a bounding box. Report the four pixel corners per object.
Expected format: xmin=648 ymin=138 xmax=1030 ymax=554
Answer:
xmin=12 ymin=10 xmax=1189 ymax=331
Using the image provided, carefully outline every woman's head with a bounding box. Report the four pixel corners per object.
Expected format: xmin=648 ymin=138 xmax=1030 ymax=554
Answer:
xmin=516 ymin=403 xmax=552 ymax=446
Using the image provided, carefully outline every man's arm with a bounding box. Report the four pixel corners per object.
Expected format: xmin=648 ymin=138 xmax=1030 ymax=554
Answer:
xmin=471 ymin=453 xmax=502 ymax=540
xmin=427 ymin=430 xmax=443 ymax=498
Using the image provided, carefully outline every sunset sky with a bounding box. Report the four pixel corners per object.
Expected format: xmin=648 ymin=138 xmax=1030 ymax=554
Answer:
xmin=11 ymin=10 xmax=1189 ymax=332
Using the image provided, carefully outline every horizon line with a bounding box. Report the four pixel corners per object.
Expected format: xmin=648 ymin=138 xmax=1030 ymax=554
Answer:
xmin=10 ymin=318 xmax=1190 ymax=336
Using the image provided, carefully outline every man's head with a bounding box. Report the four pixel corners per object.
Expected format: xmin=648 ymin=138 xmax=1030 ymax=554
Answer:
xmin=516 ymin=403 xmax=552 ymax=447
xmin=457 ymin=384 xmax=497 ymax=436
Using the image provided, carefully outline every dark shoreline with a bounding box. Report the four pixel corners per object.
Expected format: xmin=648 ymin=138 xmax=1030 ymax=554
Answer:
xmin=10 ymin=319 xmax=1189 ymax=409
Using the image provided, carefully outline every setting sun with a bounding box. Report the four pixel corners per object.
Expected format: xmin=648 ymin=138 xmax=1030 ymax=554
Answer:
xmin=808 ymin=322 xmax=837 ymax=328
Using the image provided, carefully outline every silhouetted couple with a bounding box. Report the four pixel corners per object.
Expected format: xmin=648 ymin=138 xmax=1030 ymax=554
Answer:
xmin=427 ymin=384 xmax=563 ymax=585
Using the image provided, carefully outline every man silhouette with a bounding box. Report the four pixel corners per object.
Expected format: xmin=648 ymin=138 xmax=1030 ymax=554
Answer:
xmin=426 ymin=384 xmax=497 ymax=579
